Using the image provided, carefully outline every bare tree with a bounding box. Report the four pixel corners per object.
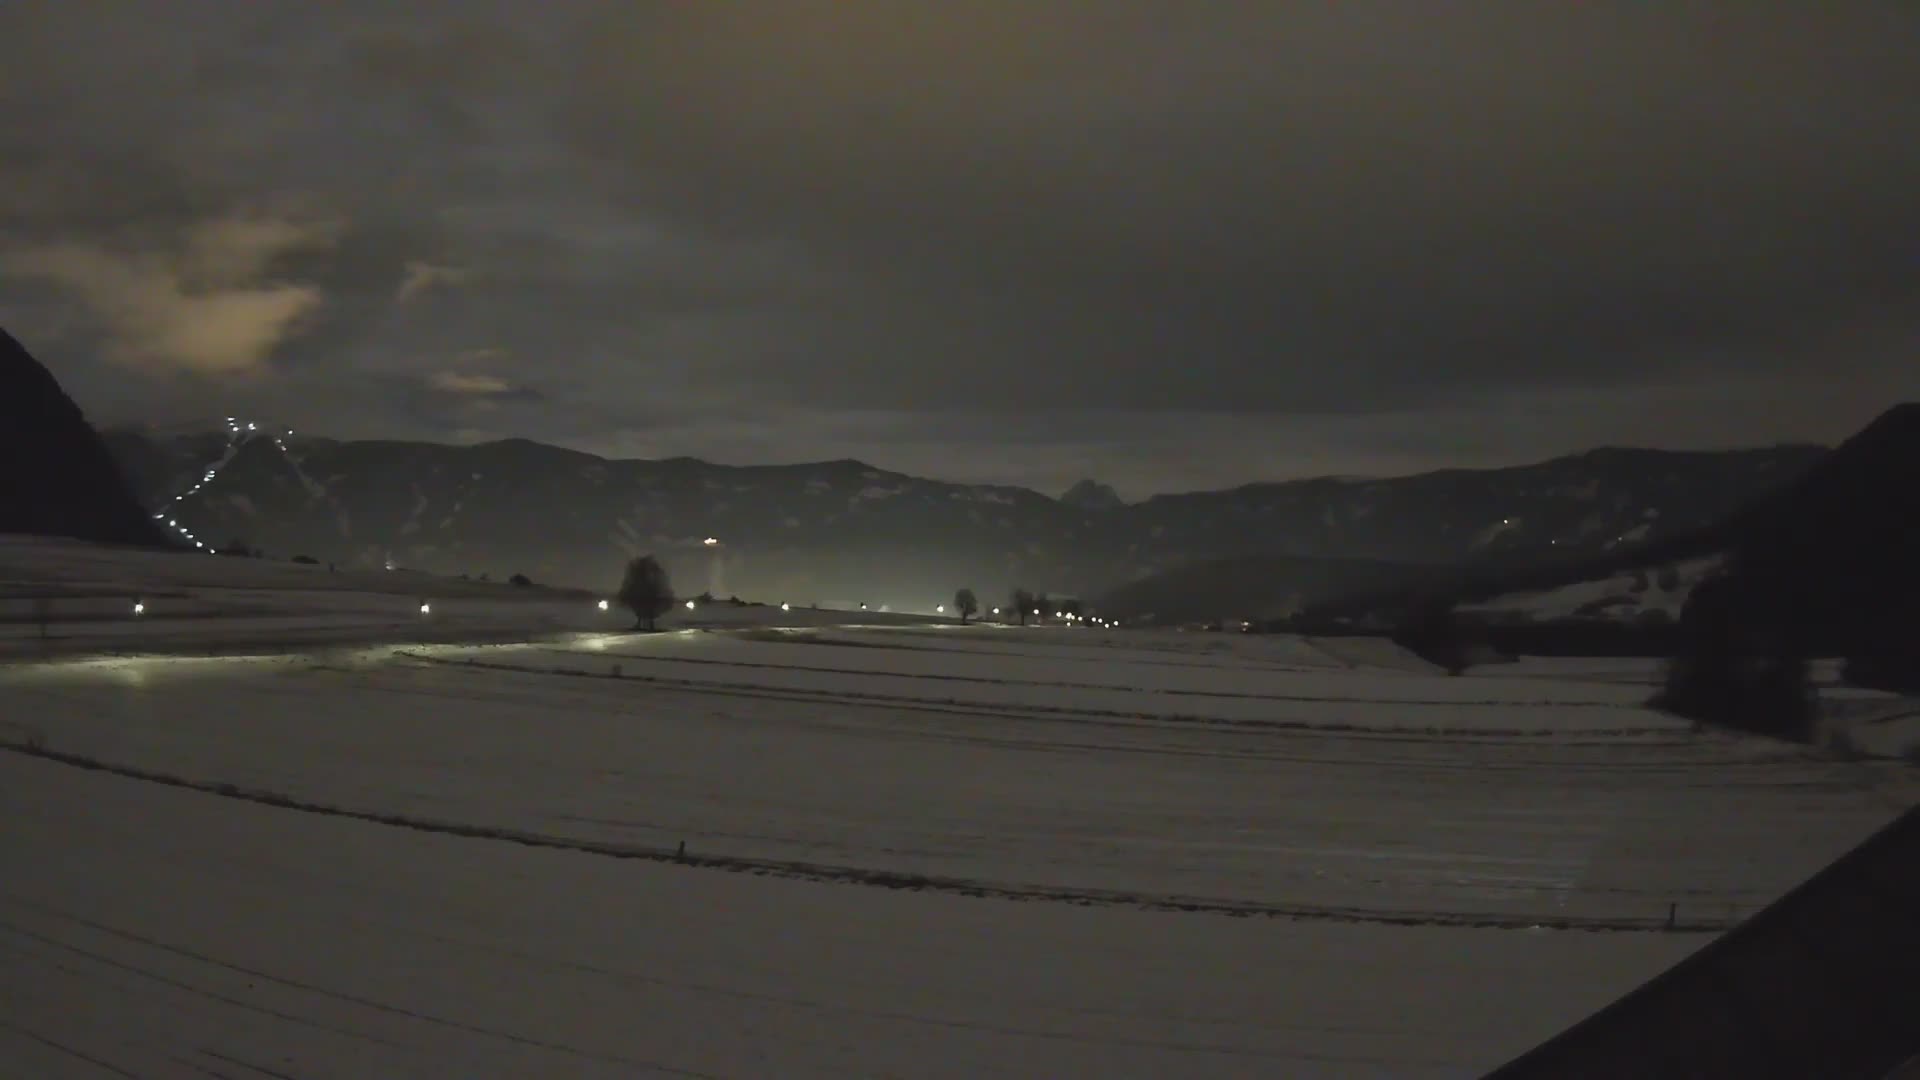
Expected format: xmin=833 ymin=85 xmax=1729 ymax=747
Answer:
xmin=1009 ymin=588 xmax=1034 ymax=626
xmin=954 ymin=588 xmax=979 ymax=624
xmin=618 ymin=555 xmax=675 ymax=631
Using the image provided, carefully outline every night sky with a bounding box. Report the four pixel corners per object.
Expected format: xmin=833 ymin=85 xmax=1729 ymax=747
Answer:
xmin=4 ymin=3 xmax=1917 ymax=497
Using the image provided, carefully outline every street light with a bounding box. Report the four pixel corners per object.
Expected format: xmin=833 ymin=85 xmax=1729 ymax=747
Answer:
xmin=132 ymin=601 xmax=145 ymax=616
xmin=936 ymin=604 xmax=945 ymax=613
xmin=597 ymin=599 xmax=610 ymax=611
xmin=685 ymin=599 xmax=696 ymax=610
xmin=419 ymin=602 xmax=432 ymax=615
xmin=703 ymin=537 xmax=719 ymax=546
xmin=781 ymin=602 xmax=791 ymax=612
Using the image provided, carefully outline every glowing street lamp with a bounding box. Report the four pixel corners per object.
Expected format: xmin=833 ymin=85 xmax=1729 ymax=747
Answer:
xmin=132 ymin=601 xmax=145 ymax=616
xmin=936 ymin=604 xmax=945 ymax=614
xmin=781 ymin=602 xmax=791 ymax=612
xmin=419 ymin=602 xmax=432 ymax=615
xmin=597 ymin=599 xmax=610 ymax=611
xmin=703 ymin=537 xmax=719 ymax=546
xmin=685 ymin=599 xmax=697 ymax=610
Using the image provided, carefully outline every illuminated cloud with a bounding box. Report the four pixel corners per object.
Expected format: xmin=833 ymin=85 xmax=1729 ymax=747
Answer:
xmin=1 ymin=212 xmax=338 ymax=377
xmin=428 ymin=371 xmax=515 ymax=395
xmin=396 ymin=260 xmax=470 ymax=303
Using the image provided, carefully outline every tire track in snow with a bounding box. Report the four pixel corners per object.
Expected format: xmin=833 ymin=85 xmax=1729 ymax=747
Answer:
xmin=345 ymin=662 xmax=1756 ymax=772
xmin=743 ymin=628 xmax=1344 ymax=674
xmin=404 ymin=650 xmax=1681 ymax=741
xmin=0 ymin=740 xmax=1734 ymax=934
xmin=533 ymin=644 xmax=1638 ymax=710
xmin=0 ymin=1015 xmax=140 ymax=1078
xmin=0 ymin=894 xmax=721 ymax=1077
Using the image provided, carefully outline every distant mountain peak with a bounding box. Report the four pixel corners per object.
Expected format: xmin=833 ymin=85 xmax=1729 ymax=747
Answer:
xmin=1061 ymin=478 xmax=1125 ymax=511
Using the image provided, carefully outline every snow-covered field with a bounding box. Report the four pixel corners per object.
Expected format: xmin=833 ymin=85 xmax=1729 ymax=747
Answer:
xmin=0 ymin=535 xmax=939 ymax=658
xmin=2 ymin=538 xmax=1914 ymax=1077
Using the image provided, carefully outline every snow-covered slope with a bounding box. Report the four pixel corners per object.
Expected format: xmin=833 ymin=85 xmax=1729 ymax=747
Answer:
xmin=1458 ymin=556 xmax=1724 ymax=625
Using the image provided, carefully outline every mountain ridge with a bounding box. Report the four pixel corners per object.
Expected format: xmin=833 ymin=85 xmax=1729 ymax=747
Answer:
xmin=1 ymin=330 xmax=170 ymax=550
xmin=100 ymin=425 xmax=1828 ymax=603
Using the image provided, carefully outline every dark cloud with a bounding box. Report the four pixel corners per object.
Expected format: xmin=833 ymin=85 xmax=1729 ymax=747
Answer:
xmin=2 ymin=3 xmax=1916 ymax=493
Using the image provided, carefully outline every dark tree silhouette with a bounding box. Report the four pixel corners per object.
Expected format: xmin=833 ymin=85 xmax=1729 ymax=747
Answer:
xmin=954 ymin=588 xmax=979 ymax=623
xmin=508 ymin=573 xmax=532 ymax=587
xmin=617 ymin=555 xmax=675 ymax=631
xmin=1392 ymin=600 xmax=1472 ymax=676
xmin=1653 ymin=573 xmax=1813 ymax=740
xmin=1035 ymin=592 xmax=1052 ymax=622
xmin=1009 ymin=588 xmax=1034 ymax=626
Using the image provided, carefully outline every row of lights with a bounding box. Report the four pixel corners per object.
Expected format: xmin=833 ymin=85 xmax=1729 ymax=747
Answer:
xmin=128 ymin=594 xmax=1063 ymax=624
xmin=152 ymin=416 xmax=297 ymax=553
